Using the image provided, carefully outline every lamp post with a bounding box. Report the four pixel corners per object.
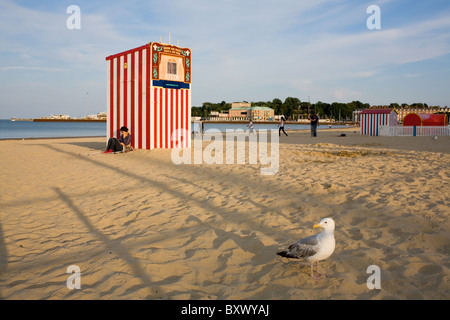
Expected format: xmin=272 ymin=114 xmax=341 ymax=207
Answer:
xmin=308 ymin=96 xmax=310 ymax=117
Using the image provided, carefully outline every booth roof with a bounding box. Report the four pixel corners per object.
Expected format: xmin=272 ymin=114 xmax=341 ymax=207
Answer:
xmin=361 ymin=108 xmax=396 ymax=114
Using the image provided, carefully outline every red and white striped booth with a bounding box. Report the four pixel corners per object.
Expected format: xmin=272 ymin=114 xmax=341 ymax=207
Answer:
xmin=360 ymin=108 xmax=398 ymax=136
xmin=106 ymin=42 xmax=191 ymax=149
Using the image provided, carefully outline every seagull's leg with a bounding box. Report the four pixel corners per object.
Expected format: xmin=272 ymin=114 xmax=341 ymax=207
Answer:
xmin=315 ymin=261 xmax=326 ymax=278
xmin=310 ymin=263 xmax=320 ymax=281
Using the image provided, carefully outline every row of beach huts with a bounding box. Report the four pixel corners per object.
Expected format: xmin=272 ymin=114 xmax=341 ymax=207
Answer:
xmin=359 ymin=108 xmax=449 ymax=136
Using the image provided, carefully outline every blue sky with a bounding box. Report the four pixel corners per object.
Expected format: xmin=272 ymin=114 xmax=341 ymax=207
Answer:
xmin=1 ymin=0 xmax=449 ymax=118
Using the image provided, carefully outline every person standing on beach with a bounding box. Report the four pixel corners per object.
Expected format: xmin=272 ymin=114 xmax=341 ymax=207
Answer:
xmin=103 ymin=126 xmax=132 ymax=153
xmin=279 ymin=116 xmax=288 ymax=136
xmin=309 ymin=113 xmax=319 ymax=137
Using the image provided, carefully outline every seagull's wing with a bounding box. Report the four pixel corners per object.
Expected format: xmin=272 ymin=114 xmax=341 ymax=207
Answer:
xmin=277 ymin=234 xmax=320 ymax=259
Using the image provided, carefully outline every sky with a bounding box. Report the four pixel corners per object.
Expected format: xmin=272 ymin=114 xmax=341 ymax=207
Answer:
xmin=0 ymin=0 xmax=449 ymax=118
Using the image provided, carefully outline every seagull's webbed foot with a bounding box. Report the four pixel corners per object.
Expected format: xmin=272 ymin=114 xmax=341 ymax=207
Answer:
xmin=311 ymin=274 xmax=321 ymax=282
xmin=310 ymin=262 xmax=326 ymax=281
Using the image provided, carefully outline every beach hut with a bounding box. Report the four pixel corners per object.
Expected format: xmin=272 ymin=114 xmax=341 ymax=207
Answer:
xmin=360 ymin=108 xmax=398 ymax=136
xmin=403 ymin=113 xmax=448 ymax=127
xmin=105 ymin=42 xmax=191 ymax=150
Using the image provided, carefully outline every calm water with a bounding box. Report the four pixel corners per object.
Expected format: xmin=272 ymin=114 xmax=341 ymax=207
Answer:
xmin=0 ymin=119 xmax=107 ymax=139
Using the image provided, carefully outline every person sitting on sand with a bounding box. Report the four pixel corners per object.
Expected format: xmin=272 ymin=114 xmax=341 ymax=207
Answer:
xmin=103 ymin=126 xmax=132 ymax=153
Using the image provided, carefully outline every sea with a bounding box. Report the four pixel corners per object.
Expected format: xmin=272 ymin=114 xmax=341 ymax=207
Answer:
xmin=0 ymin=119 xmax=350 ymax=140
xmin=0 ymin=119 xmax=107 ymax=140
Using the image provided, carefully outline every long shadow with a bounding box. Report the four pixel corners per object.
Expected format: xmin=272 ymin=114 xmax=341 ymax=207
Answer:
xmin=66 ymin=141 xmax=106 ymax=150
xmin=17 ymin=138 xmax=298 ymax=235
xmin=43 ymin=144 xmax=291 ymax=240
xmin=31 ymin=137 xmax=296 ymax=215
xmin=53 ymin=187 xmax=165 ymax=299
xmin=41 ymin=144 xmax=286 ymax=269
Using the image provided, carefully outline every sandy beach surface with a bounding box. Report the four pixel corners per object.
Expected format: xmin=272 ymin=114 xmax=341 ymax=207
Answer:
xmin=1 ymin=127 xmax=449 ymax=300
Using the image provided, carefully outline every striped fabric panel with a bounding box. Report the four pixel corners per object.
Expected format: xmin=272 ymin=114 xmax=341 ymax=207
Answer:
xmin=152 ymin=87 xmax=191 ymax=149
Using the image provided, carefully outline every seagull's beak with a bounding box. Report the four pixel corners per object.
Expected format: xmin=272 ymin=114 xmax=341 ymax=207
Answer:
xmin=313 ymin=223 xmax=321 ymax=229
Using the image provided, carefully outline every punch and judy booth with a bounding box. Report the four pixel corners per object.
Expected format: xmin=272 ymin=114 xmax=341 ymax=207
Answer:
xmin=106 ymin=42 xmax=191 ymax=149
xmin=360 ymin=108 xmax=398 ymax=136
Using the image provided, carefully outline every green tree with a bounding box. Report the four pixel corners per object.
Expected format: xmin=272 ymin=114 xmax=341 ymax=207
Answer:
xmin=282 ymin=97 xmax=301 ymax=119
xmin=389 ymin=103 xmax=400 ymax=109
xmin=191 ymin=106 xmax=202 ymax=117
xmin=271 ymin=98 xmax=283 ymax=115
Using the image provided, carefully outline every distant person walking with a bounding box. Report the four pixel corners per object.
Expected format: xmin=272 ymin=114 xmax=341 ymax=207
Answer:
xmin=247 ymin=120 xmax=254 ymax=133
xmin=279 ymin=116 xmax=288 ymax=136
xmin=309 ymin=113 xmax=319 ymax=137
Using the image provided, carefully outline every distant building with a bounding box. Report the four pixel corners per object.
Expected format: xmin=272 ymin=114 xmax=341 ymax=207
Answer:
xmin=50 ymin=114 xmax=70 ymax=119
xmin=229 ymin=102 xmax=251 ymax=120
xmin=96 ymin=112 xmax=107 ymax=119
xmin=209 ymin=111 xmax=229 ymax=120
xmin=232 ymin=102 xmax=251 ymax=109
xmin=250 ymin=106 xmax=274 ymax=121
xmin=227 ymin=102 xmax=274 ymax=121
xmin=84 ymin=112 xmax=107 ymax=120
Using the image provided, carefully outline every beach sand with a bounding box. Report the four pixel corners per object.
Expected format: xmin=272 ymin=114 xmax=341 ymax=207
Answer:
xmin=1 ymin=127 xmax=449 ymax=300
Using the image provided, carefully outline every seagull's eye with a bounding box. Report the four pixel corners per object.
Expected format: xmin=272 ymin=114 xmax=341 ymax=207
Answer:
xmin=324 ymin=221 xmax=327 ymax=223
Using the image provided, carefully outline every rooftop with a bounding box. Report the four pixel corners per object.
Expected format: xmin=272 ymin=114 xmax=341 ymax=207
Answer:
xmin=361 ymin=108 xmax=396 ymax=114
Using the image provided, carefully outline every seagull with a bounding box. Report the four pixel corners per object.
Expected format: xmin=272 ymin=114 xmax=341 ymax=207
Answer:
xmin=277 ymin=217 xmax=336 ymax=281
xmin=432 ymin=135 xmax=438 ymax=140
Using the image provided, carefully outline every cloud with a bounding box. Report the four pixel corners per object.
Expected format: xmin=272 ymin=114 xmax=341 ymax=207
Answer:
xmin=171 ymin=0 xmax=450 ymax=103
xmin=0 ymin=0 xmax=141 ymax=71
xmin=333 ymin=88 xmax=362 ymax=100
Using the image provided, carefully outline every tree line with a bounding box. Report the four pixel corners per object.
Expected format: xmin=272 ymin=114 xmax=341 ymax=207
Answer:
xmin=191 ymin=98 xmax=449 ymax=121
